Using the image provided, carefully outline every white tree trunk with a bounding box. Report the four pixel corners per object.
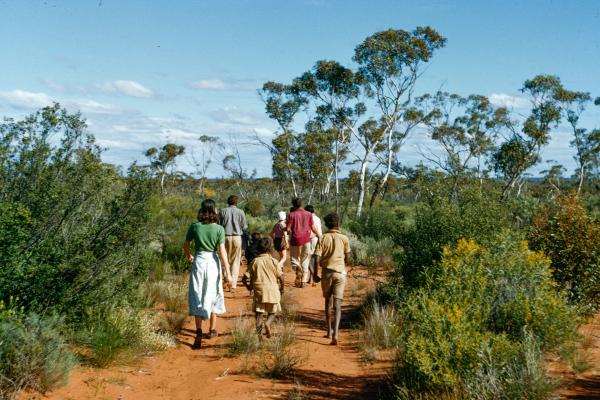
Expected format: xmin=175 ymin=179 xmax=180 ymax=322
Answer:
xmin=356 ymin=152 xmax=371 ymax=217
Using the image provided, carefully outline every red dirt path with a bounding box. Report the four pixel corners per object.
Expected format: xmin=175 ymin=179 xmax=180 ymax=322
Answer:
xmin=20 ymin=267 xmax=388 ymax=400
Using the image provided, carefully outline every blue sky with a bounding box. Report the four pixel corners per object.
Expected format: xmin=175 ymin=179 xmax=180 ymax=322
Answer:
xmin=1 ymin=0 xmax=599 ymax=177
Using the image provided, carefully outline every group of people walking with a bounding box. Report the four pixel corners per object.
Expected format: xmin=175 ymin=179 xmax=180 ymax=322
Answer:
xmin=182 ymin=195 xmax=351 ymax=350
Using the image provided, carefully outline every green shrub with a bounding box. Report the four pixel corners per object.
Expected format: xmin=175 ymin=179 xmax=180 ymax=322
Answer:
xmin=349 ymin=205 xmax=407 ymax=241
xmin=348 ymin=233 xmax=398 ymax=271
xmin=360 ymin=301 xmax=401 ymax=362
xmin=393 ymin=236 xmax=578 ymax=397
xmin=528 ymin=192 xmax=600 ymax=309
xmin=85 ymin=306 xmax=175 ymax=367
xmin=260 ymin=322 xmax=301 ymax=378
xmin=395 ymin=188 xmax=514 ymax=291
xmin=228 ymin=314 xmax=261 ymax=357
xmin=0 ymin=310 xmax=76 ymax=398
xmin=247 ymin=215 xmax=274 ymax=234
xmin=244 ymin=197 xmax=265 ymax=217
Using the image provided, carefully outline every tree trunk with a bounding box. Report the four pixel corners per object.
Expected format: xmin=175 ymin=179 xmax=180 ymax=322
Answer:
xmin=577 ymin=165 xmax=585 ymax=196
xmin=356 ymin=153 xmax=370 ymax=217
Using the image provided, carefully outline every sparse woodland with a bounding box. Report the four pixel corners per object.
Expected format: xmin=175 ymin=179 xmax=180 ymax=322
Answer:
xmin=1 ymin=27 xmax=600 ymax=400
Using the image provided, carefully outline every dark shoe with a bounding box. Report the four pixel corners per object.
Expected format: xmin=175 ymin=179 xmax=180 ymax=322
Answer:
xmin=330 ymin=337 xmax=338 ymax=346
xmin=192 ymin=329 xmax=202 ymax=349
xmin=208 ymin=328 xmax=218 ymax=339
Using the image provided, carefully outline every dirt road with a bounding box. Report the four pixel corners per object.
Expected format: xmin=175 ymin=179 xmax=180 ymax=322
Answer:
xmin=21 ymin=267 xmax=387 ymax=400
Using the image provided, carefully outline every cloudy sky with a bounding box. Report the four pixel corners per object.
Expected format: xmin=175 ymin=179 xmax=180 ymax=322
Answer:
xmin=1 ymin=0 xmax=599 ymax=177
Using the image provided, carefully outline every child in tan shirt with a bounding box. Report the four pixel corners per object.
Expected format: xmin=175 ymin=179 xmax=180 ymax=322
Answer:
xmin=242 ymin=237 xmax=284 ymax=338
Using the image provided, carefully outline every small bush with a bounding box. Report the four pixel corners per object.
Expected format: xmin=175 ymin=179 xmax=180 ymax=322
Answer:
xmin=349 ymin=205 xmax=408 ymax=241
xmin=86 ymin=306 xmax=175 ymax=367
xmin=0 ymin=311 xmax=76 ymax=399
xmin=228 ymin=314 xmax=261 ymax=357
xmin=244 ymin=197 xmax=265 ymax=217
xmin=247 ymin=215 xmax=273 ymax=234
xmin=260 ymin=322 xmax=301 ymax=378
xmin=349 ymin=233 xmax=398 ymax=271
xmin=360 ymin=301 xmax=401 ymax=361
xmin=392 ymin=236 xmax=578 ymax=397
xmin=528 ymin=192 xmax=600 ymax=309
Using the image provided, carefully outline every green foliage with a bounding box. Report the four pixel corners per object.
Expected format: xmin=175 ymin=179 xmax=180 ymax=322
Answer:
xmin=392 ymin=236 xmax=577 ymax=397
xmin=360 ymin=301 xmax=401 ymax=362
xmin=244 ymin=196 xmax=265 ymax=217
xmin=529 ymin=192 xmax=600 ymax=309
xmin=0 ymin=310 xmax=76 ymax=398
xmin=0 ymin=104 xmax=154 ymax=318
xmin=227 ymin=314 xmax=261 ymax=357
xmin=84 ymin=306 xmax=174 ymax=367
xmin=349 ymin=205 xmax=406 ymax=241
xmin=348 ymin=232 xmax=398 ymax=271
xmin=247 ymin=215 xmax=273 ymax=234
xmin=395 ymin=188 xmax=514 ymax=291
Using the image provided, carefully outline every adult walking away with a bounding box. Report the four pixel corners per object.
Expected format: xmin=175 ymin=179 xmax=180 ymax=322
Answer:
xmin=183 ymin=199 xmax=233 ymax=349
xmin=305 ymin=205 xmax=322 ymax=286
xmin=287 ymin=197 xmax=319 ymax=288
xmin=219 ymin=194 xmax=248 ymax=292
xmin=313 ymin=213 xmax=351 ymax=346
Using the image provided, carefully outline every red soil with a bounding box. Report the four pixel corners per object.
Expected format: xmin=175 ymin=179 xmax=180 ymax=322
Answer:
xmin=19 ymin=267 xmax=389 ymax=400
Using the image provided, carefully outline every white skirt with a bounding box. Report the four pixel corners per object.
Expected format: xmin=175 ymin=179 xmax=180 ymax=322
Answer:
xmin=188 ymin=251 xmax=226 ymax=319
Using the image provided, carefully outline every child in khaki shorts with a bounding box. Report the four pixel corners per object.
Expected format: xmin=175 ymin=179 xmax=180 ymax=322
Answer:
xmin=312 ymin=213 xmax=351 ymax=346
xmin=242 ymin=237 xmax=284 ymax=338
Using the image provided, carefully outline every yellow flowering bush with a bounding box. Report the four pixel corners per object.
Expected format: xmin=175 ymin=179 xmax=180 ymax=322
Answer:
xmin=394 ymin=234 xmax=578 ymax=397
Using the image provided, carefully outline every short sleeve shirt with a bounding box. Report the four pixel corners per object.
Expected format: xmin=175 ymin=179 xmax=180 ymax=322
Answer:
xmin=288 ymin=208 xmax=313 ymax=246
xmin=185 ymin=222 xmax=225 ymax=252
xmin=314 ymin=229 xmax=351 ymax=273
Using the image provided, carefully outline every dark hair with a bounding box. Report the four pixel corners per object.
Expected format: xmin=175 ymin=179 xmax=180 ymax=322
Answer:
xmin=197 ymin=199 xmax=219 ymax=223
xmin=251 ymin=232 xmax=262 ymax=241
xmin=324 ymin=213 xmax=340 ymax=229
xmin=227 ymin=195 xmax=239 ymax=206
xmin=305 ymin=205 xmax=315 ymax=213
xmin=291 ymin=197 xmax=302 ymax=208
xmin=257 ymin=237 xmax=272 ymax=254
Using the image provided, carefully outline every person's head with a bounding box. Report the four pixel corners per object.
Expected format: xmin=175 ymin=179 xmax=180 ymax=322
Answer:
xmin=277 ymin=211 xmax=287 ymax=222
xmin=251 ymin=232 xmax=262 ymax=242
xmin=291 ymin=197 xmax=302 ymax=209
xmin=305 ymin=205 xmax=315 ymax=214
xmin=257 ymin=237 xmax=272 ymax=254
xmin=197 ymin=199 xmax=219 ymax=223
xmin=227 ymin=195 xmax=239 ymax=206
xmin=324 ymin=213 xmax=340 ymax=230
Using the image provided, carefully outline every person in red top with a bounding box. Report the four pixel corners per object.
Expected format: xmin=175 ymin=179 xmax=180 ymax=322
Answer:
xmin=287 ymin=197 xmax=319 ymax=288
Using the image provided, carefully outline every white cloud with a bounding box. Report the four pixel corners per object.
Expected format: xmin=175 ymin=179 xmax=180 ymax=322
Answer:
xmin=97 ymin=80 xmax=154 ymax=98
xmin=209 ymin=107 xmax=262 ymax=125
xmin=189 ymin=78 xmax=254 ymax=91
xmin=489 ymin=93 xmax=529 ymax=109
xmin=0 ymin=89 xmax=53 ymax=109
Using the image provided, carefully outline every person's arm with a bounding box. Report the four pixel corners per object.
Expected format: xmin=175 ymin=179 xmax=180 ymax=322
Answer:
xmin=217 ymin=243 xmax=233 ymax=286
xmin=241 ymin=210 xmax=248 ymax=231
xmin=313 ymin=254 xmax=322 ymax=283
xmin=183 ymin=240 xmax=194 ymax=263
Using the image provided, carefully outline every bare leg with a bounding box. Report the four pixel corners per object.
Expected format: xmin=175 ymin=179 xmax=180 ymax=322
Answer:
xmin=209 ymin=313 xmax=217 ymax=331
xmin=265 ymin=313 xmax=276 ymax=338
xmin=255 ymin=312 xmax=264 ymax=336
xmin=194 ymin=316 xmax=203 ymax=331
xmin=324 ymin=296 xmax=332 ymax=338
xmin=331 ymin=298 xmax=342 ymax=345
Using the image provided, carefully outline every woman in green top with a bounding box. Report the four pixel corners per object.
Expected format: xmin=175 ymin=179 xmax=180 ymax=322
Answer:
xmin=183 ymin=199 xmax=233 ymax=349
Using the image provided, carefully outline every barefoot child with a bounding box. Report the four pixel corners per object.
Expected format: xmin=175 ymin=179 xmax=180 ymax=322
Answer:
xmin=312 ymin=213 xmax=351 ymax=346
xmin=242 ymin=237 xmax=284 ymax=338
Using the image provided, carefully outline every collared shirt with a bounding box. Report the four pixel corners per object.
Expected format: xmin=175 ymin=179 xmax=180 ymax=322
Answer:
xmin=288 ymin=208 xmax=313 ymax=246
xmin=219 ymin=205 xmax=248 ymax=236
xmin=244 ymin=253 xmax=283 ymax=304
xmin=314 ymin=228 xmax=351 ymax=273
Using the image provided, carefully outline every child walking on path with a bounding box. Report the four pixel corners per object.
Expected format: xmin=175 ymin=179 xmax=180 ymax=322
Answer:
xmin=243 ymin=237 xmax=284 ymax=338
xmin=312 ymin=213 xmax=351 ymax=346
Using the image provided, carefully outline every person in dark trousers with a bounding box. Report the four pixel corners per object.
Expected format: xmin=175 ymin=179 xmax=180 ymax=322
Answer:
xmin=312 ymin=213 xmax=351 ymax=346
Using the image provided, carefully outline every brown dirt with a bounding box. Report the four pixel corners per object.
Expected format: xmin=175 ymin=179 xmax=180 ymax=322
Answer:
xmin=19 ymin=266 xmax=390 ymax=400
xmin=554 ymin=313 xmax=600 ymax=399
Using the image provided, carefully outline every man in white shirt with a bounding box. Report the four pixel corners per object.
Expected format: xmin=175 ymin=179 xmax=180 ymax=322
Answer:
xmin=305 ymin=205 xmax=322 ymax=286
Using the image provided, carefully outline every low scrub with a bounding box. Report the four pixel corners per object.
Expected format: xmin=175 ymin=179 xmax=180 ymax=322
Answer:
xmin=260 ymin=322 xmax=302 ymax=378
xmin=360 ymin=301 xmax=401 ymax=362
xmin=349 ymin=233 xmax=398 ymax=271
xmin=529 ymin=192 xmax=600 ymax=309
xmin=0 ymin=309 xmax=76 ymax=399
xmin=392 ymin=236 xmax=578 ymax=399
xmin=228 ymin=314 xmax=261 ymax=357
xmin=84 ymin=306 xmax=175 ymax=367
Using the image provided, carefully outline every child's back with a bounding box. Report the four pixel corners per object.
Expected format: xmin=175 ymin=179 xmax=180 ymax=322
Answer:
xmin=248 ymin=253 xmax=283 ymax=304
